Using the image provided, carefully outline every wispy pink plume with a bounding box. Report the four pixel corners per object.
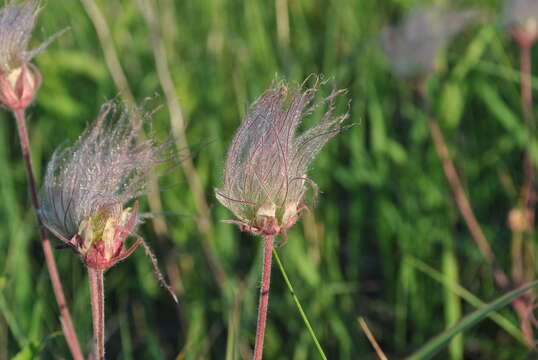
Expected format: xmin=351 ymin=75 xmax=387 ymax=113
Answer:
xmin=40 ymin=101 xmax=170 ymax=252
xmin=216 ymin=77 xmax=349 ymax=233
xmin=0 ymin=0 xmax=64 ymax=72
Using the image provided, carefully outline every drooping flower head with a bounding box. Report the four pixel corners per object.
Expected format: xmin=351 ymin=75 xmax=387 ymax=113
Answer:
xmin=381 ymin=5 xmax=475 ymax=79
xmin=0 ymin=0 xmax=63 ymax=110
xmin=40 ymin=101 xmax=171 ymax=270
xmin=503 ymin=0 xmax=538 ymax=46
xmin=215 ymin=77 xmax=349 ymax=238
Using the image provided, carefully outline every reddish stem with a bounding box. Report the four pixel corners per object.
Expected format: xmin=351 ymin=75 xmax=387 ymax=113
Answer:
xmin=515 ymin=40 xmax=536 ymax=348
xmin=89 ymin=268 xmax=105 ymax=360
xmin=519 ymin=43 xmax=535 ymax=225
xmin=13 ymin=109 xmax=84 ymax=360
xmin=253 ymin=235 xmax=274 ymax=360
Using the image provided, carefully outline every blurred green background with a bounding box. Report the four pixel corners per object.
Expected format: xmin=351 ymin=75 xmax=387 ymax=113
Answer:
xmin=1 ymin=0 xmax=537 ymax=358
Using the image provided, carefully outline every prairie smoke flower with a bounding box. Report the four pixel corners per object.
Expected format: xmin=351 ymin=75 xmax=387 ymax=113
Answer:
xmin=40 ymin=102 xmax=171 ymax=270
xmin=504 ymin=0 xmax=538 ymax=46
xmin=215 ymin=78 xmax=349 ymax=238
xmin=381 ymin=5 xmax=475 ymax=79
xmin=0 ymin=0 xmax=63 ymax=110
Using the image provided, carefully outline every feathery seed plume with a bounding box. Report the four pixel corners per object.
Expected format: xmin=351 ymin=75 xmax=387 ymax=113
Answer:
xmin=40 ymin=101 xmax=171 ymax=272
xmin=216 ymin=76 xmax=349 ymax=239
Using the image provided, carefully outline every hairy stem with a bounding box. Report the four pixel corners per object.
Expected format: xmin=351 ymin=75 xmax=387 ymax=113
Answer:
xmin=13 ymin=109 xmax=84 ymax=360
xmin=253 ymin=236 xmax=273 ymax=360
xmin=89 ymin=268 xmax=105 ymax=360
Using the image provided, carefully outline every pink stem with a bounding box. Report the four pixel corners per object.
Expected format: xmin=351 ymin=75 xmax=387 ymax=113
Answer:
xmin=519 ymin=43 xmax=535 ymax=225
xmin=516 ymin=40 xmax=535 ymax=348
xmin=89 ymin=268 xmax=105 ymax=360
xmin=253 ymin=235 xmax=274 ymax=360
xmin=13 ymin=109 xmax=84 ymax=360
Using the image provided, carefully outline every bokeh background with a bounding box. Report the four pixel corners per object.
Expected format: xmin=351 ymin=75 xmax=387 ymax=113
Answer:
xmin=1 ymin=0 xmax=537 ymax=358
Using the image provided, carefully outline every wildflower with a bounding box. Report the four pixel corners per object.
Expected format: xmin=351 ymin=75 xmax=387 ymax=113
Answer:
xmin=381 ymin=5 xmax=475 ymax=79
xmin=215 ymin=77 xmax=349 ymax=240
xmin=504 ymin=0 xmax=538 ymax=46
xmin=40 ymin=101 xmax=171 ymax=271
xmin=0 ymin=0 xmax=63 ymax=110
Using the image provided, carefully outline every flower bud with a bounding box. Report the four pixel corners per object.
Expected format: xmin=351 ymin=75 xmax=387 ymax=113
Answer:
xmin=0 ymin=64 xmax=41 ymax=110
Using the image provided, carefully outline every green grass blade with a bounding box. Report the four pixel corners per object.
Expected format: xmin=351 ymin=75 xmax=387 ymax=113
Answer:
xmin=407 ymin=280 xmax=538 ymax=360
xmin=441 ymin=247 xmax=462 ymax=360
xmin=0 ymin=284 xmax=25 ymax=348
xmin=272 ymin=249 xmax=328 ymax=360
xmin=406 ymin=256 xmax=526 ymax=345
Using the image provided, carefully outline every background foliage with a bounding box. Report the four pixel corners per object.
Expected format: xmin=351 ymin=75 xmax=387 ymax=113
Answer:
xmin=0 ymin=0 xmax=534 ymax=358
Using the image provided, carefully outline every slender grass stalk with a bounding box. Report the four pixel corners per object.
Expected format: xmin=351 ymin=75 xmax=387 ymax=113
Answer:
xmin=0 ymin=290 xmax=25 ymax=348
xmin=407 ymin=280 xmax=538 ymax=360
xmin=423 ymin=100 xmax=536 ymax=346
xmin=89 ymin=268 xmax=105 ymax=360
xmin=134 ymin=0 xmax=228 ymax=290
xmin=406 ymin=256 xmax=526 ymax=344
xmin=358 ymin=317 xmax=388 ymax=360
xmin=416 ymin=82 xmax=510 ymax=288
xmin=426 ymin=116 xmax=509 ymax=288
xmin=272 ymin=249 xmax=327 ymax=360
xmin=253 ymin=236 xmax=274 ymax=360
xmin=13 ymin=109 xmax=84 ymax=360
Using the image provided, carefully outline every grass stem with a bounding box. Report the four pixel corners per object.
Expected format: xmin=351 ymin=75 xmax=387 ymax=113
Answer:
xmin=272 ymin=248 xmax=327 ymax=360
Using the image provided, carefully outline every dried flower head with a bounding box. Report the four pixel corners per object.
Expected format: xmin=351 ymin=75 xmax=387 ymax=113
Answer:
xmin=381 ymin=5 xmax=475 ymax=79
xmin=215 ymin=77 xmax=349 ymax=239
xmin=0 ymin=0 xmax=64 ymax=110
xmin=40 ymin=101 xmax=171 ymax=271
xmin=503 ymin=0 xmax=538 ymax=46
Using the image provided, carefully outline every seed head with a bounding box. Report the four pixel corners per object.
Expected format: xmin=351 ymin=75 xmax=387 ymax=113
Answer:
xmin=215 ymin=77 xmax=349 ymax=238
xmin=0 ymin=0 xmax=64 ymax=110
xmin=40 ymin=101 xmax=171 ymax=270
xmin=381 ymin=5 xmax=475 ymax=79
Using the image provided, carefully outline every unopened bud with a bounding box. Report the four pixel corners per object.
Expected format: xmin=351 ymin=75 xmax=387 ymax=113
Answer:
xmin=508 ymin=208 xmax=531 ymax=232
xmin=0 ymin=64 xmax=41 ymax=110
